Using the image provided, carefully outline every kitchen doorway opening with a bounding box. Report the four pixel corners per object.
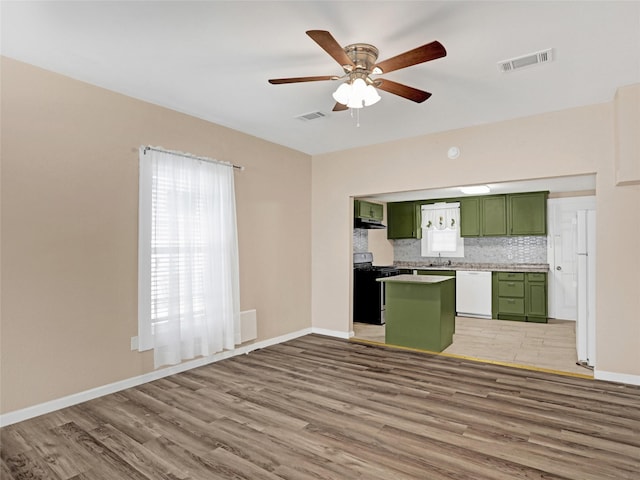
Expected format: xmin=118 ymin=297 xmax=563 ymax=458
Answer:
xmin=351 ymin=175 xmax=596 ymax=378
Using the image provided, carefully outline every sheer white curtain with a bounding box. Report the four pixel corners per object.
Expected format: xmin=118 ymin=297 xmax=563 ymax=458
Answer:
xmin=138 ymin=147 xmax=240 ymax=369
xmin=421 ymin=202 xmax=464 ymax=256
xmin=421 ymin=203 xmax=460 ymax=232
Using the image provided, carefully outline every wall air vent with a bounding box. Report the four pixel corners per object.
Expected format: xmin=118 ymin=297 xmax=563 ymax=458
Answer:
xmin=295 ymin=111 xmax=326 ymax=121
xmin=498 ymin=48 xmax=553 ymax=73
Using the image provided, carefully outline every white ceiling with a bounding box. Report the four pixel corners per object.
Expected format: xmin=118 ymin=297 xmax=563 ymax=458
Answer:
xmin=2 ymin=1 xmax=639 ymax=156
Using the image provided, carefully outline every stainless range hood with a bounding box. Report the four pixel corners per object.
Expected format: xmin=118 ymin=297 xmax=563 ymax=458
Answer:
xmin=354 ymin=217 xmax=386 ymax=229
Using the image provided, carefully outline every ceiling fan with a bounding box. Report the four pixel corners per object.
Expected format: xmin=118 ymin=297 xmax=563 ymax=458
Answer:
xmin=268 ymin=30 xmax=447 ymax=111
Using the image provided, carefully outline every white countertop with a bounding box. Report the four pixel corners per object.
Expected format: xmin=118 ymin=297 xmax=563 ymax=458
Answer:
xmin=377 ymin=274 xmax=455 ymax=284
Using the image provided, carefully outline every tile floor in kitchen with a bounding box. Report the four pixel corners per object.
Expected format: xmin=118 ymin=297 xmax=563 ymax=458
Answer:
xmin=353 ymin=316 xmax=593 ymax=377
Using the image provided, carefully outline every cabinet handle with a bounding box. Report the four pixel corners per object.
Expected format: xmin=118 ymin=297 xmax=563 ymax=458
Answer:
xmin=508 ymin=282 xmax=515 ymax=286
xmin=508 ymin=299 xmax=515 ymax=304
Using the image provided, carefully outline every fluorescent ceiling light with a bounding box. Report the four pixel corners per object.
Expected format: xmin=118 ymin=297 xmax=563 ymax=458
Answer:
xmin=460 ymin=185 xmax=491 ymax=195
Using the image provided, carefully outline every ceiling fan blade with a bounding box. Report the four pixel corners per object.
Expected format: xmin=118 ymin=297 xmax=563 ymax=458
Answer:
xmin=332 ymin=102 xmax=349 ymax=112
xmin=268 ymin=75 xmax=336 ymax=84
xmin=306 ymin=30 xmax=355 ymax=69
xmin=376 ymin=79 xmax=432 ymax=103
xmin=374 ymin=41 xmax=446 ymax=74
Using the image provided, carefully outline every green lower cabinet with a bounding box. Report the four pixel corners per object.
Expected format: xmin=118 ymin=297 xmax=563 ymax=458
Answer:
xmin=492 ymin=271 xmax=547 ymax=322
xmin=498 ymin=297 xmax=525 ymax=316
xmin=417 ymin=270 xmax=456 ymax=333
xmin=384 ymin=278 xmax=455 ymax=352
xmin=498 ymin=280 xmax=524 ymax=297
xmin=525 ymin=273 xmax=548 ymax=322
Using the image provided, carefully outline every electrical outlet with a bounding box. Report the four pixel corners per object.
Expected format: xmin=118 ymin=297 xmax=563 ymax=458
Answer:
xmin=130 ymin=336 xmax=138 ymax=351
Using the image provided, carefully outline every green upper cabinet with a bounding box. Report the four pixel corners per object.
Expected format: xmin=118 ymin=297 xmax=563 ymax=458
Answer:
xmin=460 ymin=195 xmax=507 ymax=237
xmin=481 ymin=195 xmax=508 ymax=236
xmin=354 ymin=200 xmax=383 ymax=221
xmin=387 ymin=201 xmax=422 ymax=239
xmin=459 ymin=191 xmax=547 ymax=237
xmin=508 ymin=192 xmax=548 ymax=236
xmin=370 ymin=202 xmax=383 ymax=221
xmin=459 ymin=197 xmax=481 ymax=237
xmin=388 ymin=191 xmax=547 ymax=239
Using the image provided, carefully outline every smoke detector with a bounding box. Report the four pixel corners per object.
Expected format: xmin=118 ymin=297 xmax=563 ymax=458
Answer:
xmin=498 ymin=48 xmax=553 ymax=73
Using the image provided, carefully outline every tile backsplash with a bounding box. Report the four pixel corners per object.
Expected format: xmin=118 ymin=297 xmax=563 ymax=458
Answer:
xmin=393 ymin=236 xmax=547 ymax=264
xmin=353 ymin=229 xmax=368 ymax=253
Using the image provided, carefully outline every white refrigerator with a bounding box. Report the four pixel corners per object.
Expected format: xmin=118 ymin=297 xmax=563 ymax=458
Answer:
xmin=576 ymin=209 xmax=596 ymax=367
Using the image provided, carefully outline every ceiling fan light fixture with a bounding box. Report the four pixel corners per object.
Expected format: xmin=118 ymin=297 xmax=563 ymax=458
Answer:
xmin=363 ymin=84 xmax=381 ymax=106
xmin=332 ymin=78 xmax=381 ymax=109
xmin=346 ymin=96 xmax=364 ymax=109
xmin=351 ymin=77 xmax=367 ymax=94
xmin=332 ymin=82 xmax=351 ymax=104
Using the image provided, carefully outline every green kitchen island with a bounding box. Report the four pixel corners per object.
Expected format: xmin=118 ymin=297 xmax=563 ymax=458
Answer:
xmin=378 ymin=274 xmax=455 ymax=352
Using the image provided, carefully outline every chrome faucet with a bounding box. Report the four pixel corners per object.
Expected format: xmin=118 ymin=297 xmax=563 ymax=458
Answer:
xmin=433 ymin=254 xmax=452 ymax=267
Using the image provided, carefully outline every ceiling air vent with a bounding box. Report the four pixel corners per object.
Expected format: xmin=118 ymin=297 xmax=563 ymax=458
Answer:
xmin=295 ymin=111 xmax=326 ymax=122
xmin=498 ymin=48 xmax=553 ymax=73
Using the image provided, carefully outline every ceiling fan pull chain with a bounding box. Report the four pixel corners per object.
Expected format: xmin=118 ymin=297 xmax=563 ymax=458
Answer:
xmin=348 ymin=106 xmax=361 ymax=127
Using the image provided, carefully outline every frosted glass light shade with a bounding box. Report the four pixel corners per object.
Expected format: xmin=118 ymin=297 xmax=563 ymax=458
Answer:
xmin=351 ymin=78 xmax=367 ymax=95
xmin=332 ymin=78 xmax=381 ymax=109
xmin=332 ymin=83 xmax=351 ymax=105
xmin=347 ymin=97 xmax=364 ymax=109
xmin=363 ymin=85 xmax=381 ymax=106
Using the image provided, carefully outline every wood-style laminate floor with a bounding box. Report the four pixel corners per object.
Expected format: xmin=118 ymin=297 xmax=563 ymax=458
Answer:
xmin=2 ymin=334 xmax=640 ymax=479
xmin=354 ymin=317 xmax=592 ymax=376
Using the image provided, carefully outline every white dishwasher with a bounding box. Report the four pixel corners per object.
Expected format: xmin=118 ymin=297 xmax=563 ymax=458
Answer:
xmin=456 ymin=271 xmax=492 ymax=319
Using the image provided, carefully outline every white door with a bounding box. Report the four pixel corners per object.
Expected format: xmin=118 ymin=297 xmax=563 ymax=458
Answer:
xmin=547 ymin=196 xmax=596 ymax=320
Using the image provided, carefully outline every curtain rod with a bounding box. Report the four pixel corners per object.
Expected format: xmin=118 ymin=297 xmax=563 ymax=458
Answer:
xmin=142 ymin=146 xmax=244 ymax=171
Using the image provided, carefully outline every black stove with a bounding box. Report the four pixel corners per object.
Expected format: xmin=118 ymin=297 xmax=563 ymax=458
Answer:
xmin=354 ymin=264 xmax=399 ymax=274
xmin=353 ymin=252 xmax=400 ymax=325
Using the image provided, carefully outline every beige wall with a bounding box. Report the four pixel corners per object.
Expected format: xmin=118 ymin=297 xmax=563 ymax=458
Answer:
xmin=0 ymin=57 xmax=312 ymax=414
xmin=312 ymin=94 xmax=640 ymax=379
xmin=614 ymin=84 xmax=640 ymax=185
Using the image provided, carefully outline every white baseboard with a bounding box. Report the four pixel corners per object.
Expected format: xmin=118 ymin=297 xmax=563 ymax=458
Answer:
xmin=594 ymin=369 xmax=640 ymax=386
xmin=7 ymin=328 xmax=638 ymax=427
xmin=0 ymin=327 xmax=312 ymax=427
xmin=311 ymin=327 xmax=351 ymax=339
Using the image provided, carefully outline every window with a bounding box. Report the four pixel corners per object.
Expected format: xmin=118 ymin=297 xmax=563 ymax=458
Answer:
xmin=138 ymin=147 xmax=240 ymax=368
xmin=421 ymin=202 xmax=464 ymax=257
